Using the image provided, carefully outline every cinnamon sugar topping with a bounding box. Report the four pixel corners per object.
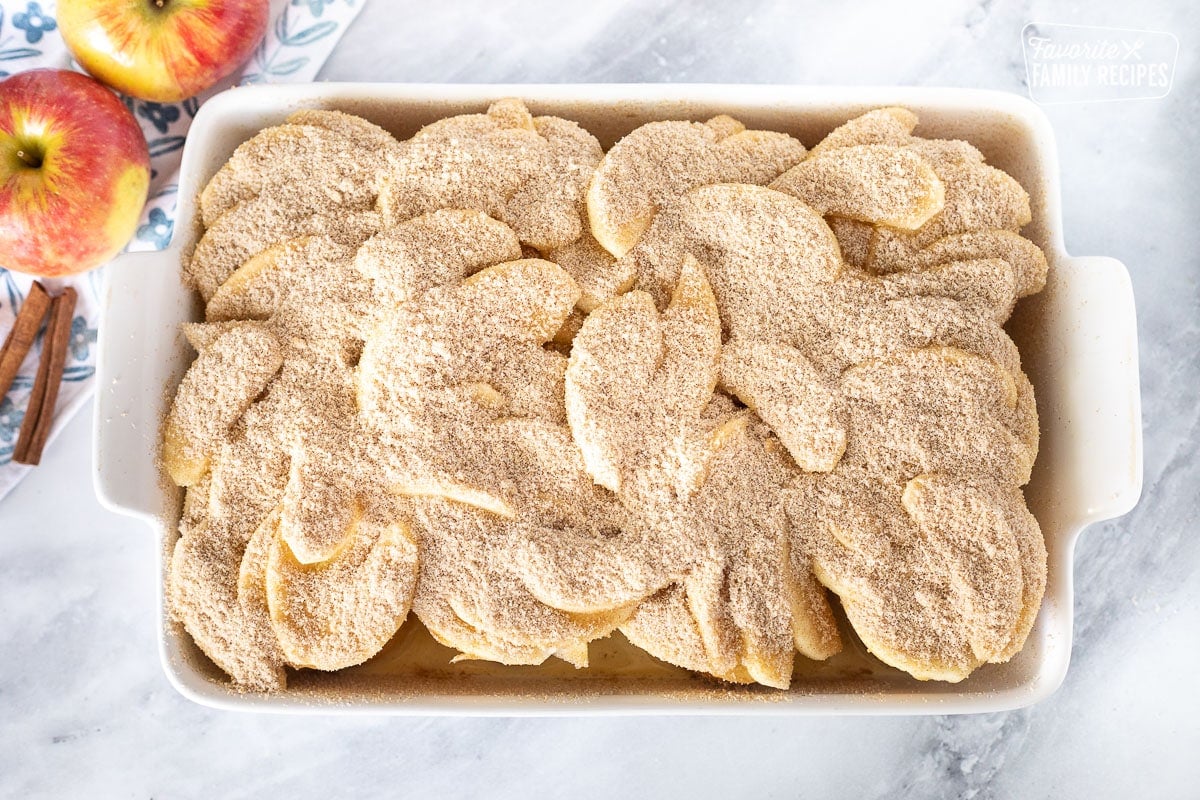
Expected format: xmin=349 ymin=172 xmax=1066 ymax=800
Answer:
xmin=164 ymin=101 xmax=1048 ymax=691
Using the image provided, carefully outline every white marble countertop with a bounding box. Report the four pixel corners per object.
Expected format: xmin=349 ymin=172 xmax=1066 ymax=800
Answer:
xmin=3 ymin=0 xmax=1197 ymax=797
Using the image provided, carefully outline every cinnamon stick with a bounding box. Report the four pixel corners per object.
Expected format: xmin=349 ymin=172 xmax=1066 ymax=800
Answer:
xmin=0 ymin=281 xmax=52 ymax=401
xmin=13 ymin=287 xmax=77 ymax=466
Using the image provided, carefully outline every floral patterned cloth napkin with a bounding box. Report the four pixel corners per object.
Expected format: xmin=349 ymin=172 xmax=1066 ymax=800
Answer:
xmin=0 ymin=0 xmax=364 ymax=501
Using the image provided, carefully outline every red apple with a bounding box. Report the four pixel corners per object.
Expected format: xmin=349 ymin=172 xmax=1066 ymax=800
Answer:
xmin=58 ymin=0 xmax=270 ymax=103
xmin=0 ymin=69 xmax=150 ymax=278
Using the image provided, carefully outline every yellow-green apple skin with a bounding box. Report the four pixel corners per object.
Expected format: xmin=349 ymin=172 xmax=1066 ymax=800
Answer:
xmin=59 ymin=0 xmax=270 ymax=103
xmin=0 ymin=69 xmax=150 ymax=277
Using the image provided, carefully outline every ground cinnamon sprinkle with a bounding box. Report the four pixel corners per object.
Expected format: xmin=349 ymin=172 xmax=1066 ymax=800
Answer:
xmin=163 ymin=101 xmax=1049 ymax=692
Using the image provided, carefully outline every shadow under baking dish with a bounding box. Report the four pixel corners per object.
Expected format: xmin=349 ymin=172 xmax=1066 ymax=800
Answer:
xmin=95 ymin=84 xmax=1142 ymax=714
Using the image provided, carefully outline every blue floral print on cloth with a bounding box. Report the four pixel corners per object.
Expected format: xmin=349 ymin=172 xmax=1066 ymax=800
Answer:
xmin=0 ymin=395 xmax=24 ymax=447
xmin=136 ymin=208 xmax=174 ymax=249
xmin=67 ymin=315 xmax=97 ymax=361
xmin=137 ymin=100 xmax=181 ymax=134
xmin=293 ymin=0 xmax=334 ymax=19
xmin=12 ymin=1 xmax=55 ymax=43
xmin=0 ymin=0 xmax=365 ymax=497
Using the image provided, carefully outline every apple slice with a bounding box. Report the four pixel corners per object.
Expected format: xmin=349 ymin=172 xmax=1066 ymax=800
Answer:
xmin=839 ymin=346 xmax=1035 ymax=485
xmin=719 ymin=338 xmax=846 ymax=473
xmin=377 ymin=99 xmax=602 ymax=252
xmin=168 ymin=517 xmax=287 ymax=691
xmin=544 ymin=227 xmax=636 ymax=313
xmin=412 ymin=495 xmax=633 ymax=667
xmin=205 ymin=236 xmax=363 ymax=341
xmin=620 ymin=584 xmax=713 ymax=674
xmin=809 ymin=106 xmax=918 ymax=155
xmin=783 ymin=535 xmax=844 ymax=661
xmin=162 ymin=324 xmax=282 ymax=487
xmin=354 ymin=209 xmax=522 ymax=309
xmin=866 ymin=141 xmax=1033 ymax=272
xmin=277 ymin=439 xmax=359 ymax=565
xmin=286 ymin=109 xmax=398 ymax=153
xmin=565 ymin=255 xmax=721 ymax=496
xmin=358 ymin=259 xmax=580 ymax=517
xmin=790 ymin=467 xmax=1044 ymax=682
xmin=265 ymin=501 xmax=419 ymax=671
xmin=199 ymin=122 xmax=387 ymax=228
xmin=186 ymin=195 xmax=380 ymax=301
xmin=878 ymin=257 xmax=1019 ymax=323
xmin=771 ymin=144 xmax=945 ymax=230
xmin=459 ymin=259 xmax=582 ymax=342
xmin=910 ymin=229 xmax=1050 ymax=298
xmin=587 ymin=116 xmax=807 ymax=257
xmin=826 ymin=216 xmax=874 ymax=267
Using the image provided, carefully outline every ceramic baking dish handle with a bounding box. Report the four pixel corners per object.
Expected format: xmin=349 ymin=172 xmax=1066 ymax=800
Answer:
xmin=1058 ymin=255 xmax=1144 ymax=527
xmin=93 ymin=244 xmax=192 ymax=521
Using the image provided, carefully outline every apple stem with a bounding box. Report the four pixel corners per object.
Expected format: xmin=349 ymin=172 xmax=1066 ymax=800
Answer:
xmin=15 ymin=149 xmax=42 ymax=169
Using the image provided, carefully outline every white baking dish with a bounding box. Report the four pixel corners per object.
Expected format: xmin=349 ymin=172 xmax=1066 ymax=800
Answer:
xmin=92 ymin=84 xmax=1142 ymax=715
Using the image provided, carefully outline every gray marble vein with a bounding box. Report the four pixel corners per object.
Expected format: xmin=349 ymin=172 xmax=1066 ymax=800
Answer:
xmin=2 ymin=0 xmax=1197 ymax=797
